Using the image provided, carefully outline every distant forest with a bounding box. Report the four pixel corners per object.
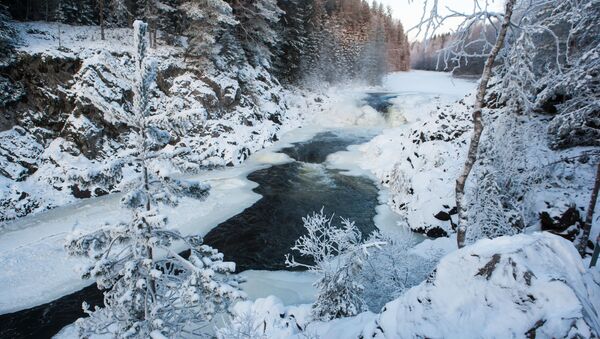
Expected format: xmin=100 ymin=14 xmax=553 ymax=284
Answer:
xmin=410 ymin=24 xmax=496 ymax=76
xmin=1 ymin=0 xmax=411 ymax=85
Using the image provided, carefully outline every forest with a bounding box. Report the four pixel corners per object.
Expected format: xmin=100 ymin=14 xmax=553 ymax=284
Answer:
xmin=2 ymin=0 xmax=410 ymax=84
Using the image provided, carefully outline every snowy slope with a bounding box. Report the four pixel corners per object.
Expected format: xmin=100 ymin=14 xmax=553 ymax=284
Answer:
xmin=0 ymin=22 xmax=313 ymax=225
xmin=328 ymin=71 xmax=477 ymax=237
xmin=220 ymin=233 xmax=600 ymax=338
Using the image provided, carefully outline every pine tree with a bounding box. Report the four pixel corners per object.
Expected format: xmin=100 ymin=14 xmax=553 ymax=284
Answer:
xmin=108 ymin=0 xmax=131 ymax=27
xmin=66 ymin=21 xmax=244 ymax=338
xmin=231 ymin=0 xmax=284 ymax=68
xmin=179 ymin=0 xmax=237 ymax=61
xmin=0 ymin=4 xmax=16 ymax=66
xmin=274 ymin=0 xmax=311 ymax=82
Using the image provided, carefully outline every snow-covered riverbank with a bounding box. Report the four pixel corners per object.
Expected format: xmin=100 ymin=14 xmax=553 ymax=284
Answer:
xmin=0 ymin=71 xmax=473 ymax=316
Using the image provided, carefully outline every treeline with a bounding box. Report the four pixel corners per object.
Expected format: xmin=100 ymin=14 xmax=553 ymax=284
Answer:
xmin=2 ymin=0 xmax=410 ymax=85
xmin=410 ymin=24 xmax=495 ymax=76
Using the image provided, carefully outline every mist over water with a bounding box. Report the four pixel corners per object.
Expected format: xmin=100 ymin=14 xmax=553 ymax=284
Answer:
xmin=0 ymin=93 xmax=399 ymax=338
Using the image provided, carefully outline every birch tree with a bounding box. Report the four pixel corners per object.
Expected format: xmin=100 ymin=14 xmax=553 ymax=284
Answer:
xmin=411 ymin=0 xmax=517 ymax=248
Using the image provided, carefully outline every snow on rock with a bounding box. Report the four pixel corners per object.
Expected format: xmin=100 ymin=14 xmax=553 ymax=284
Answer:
xmin=328 ymin=72 xmax=477 ymax=237
xmin=217 ymin=233 xmax=600 ymax=338
xmin=0 ymin=22 xmax=316 ymax=225
xmin=369 ymin=232 xmax=600 ymax=338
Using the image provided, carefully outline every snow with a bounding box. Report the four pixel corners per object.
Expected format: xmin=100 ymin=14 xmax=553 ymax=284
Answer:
xmin=327 ymin=71 xmax=476 ymax=237
xmin=219 ymin=233 xmax=600 ymax=338
xmin=373 ymin=232 xmax=600 ymax=338
xmin=238 ymin=270 xmax=317 ymax=306
xmin=1 ymin=70 xmax=474 ymax=314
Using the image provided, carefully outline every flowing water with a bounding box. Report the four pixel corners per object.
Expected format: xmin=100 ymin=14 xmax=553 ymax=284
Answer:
xmin=0 ymin=93 xmax=398 ymax=338
xmin=203 ymin=131 xmax=380 ymax=271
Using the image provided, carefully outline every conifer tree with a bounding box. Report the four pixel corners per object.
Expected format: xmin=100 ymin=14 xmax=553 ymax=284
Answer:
xmin=66 ymin=21 xmax=244 ymax=338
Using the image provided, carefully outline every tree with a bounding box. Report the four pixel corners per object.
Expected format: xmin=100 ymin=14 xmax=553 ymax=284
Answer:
xmin=230 ymin=0 xmax=284 ymax=68
xmin=107 ymin=0 xmax=131 ymax=27
xmin=285 ymin=209 xmax=384 ymax=320
xmin=579 ymin=164 xmax=600 ymax=256
xmin=0 ymin=4 xmax=16 ymax=66
xmin=412 ymin=0 xmax=518 ymax=248
xmin=359 ymin=231 xmax=441 ymax=312
xmin=66 ymin=21 xmax=244 ymax=337
xmin=98 ymin=0 xmax=105 ymax=40
xmin=179 ymin=0 xmax=237 ymax=61
xmin=55 ymin=0 xmax=65 ymax=49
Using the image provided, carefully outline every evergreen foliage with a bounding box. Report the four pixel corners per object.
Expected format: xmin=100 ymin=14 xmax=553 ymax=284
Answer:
xmin=66 ymin=21 xmax=244 ymax=337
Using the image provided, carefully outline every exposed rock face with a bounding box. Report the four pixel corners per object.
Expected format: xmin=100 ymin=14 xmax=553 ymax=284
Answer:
xmin=540 ymin=205 xmax=585 ymax=243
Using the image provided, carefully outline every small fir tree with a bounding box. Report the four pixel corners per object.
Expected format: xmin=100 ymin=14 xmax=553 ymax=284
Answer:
xmin=66 ymin=21 xmax=244 ymax=338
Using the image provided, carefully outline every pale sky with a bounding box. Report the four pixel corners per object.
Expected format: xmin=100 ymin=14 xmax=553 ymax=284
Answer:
xmin=377 ymin=0 xmax=504 ymax=41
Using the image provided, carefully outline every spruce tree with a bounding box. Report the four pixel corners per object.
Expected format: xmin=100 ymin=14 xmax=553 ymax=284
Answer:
xmin=66 ymin=21 xmax=244 ymax=338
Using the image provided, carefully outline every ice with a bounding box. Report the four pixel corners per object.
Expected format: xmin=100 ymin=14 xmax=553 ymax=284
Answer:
xmin=239 ymin=270 xmax=318 ymax=306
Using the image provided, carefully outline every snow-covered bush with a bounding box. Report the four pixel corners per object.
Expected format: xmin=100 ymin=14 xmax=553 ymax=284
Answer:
xmin=65 ymin=21 xmax=244 ymax=338
xmin=285 ymin=209 xmax=384 ymax=320
xmin=359 ymin=231 xmax=442 ymax=312
xmin=217 ymin=296 xmax=315 ymax=339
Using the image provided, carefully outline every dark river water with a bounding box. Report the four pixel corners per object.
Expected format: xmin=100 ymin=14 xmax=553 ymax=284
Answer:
xmin=203 ymin=131 xmax=379 ymax=271
xmin=0 ymin=93 xmax=396 ymax=338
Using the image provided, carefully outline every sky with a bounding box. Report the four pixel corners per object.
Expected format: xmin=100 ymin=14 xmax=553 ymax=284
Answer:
xmin=378 ymin=0 xmax=504 ymax=41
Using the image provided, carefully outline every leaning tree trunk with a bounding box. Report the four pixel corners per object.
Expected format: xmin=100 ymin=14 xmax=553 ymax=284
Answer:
xmin=579 ymin=163 xmax=600 ymax=256
xmin=456 ymin=0 xmax=517 ymax=248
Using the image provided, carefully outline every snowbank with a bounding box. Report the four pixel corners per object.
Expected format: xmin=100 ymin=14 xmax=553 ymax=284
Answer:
xmin=328 ymin=72 xmax=476 ymax=237
xmin=221 ymin=233 xmax=600 ymax=338
xmin=372 ymin=232 xmax=600 ymax=338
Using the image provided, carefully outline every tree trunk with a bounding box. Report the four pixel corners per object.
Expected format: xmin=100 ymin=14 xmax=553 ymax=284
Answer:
xmin=456 ymin=0 xmax=517 ymax=248
xmin=25 ymin=0 xmax=30 ymax=21
xmin=579 ymin=163 xmax=600 ymax=256
xmin=591 ymin=235 xmax=600 ymax=268
xmin=57 ymin=22 xmax=62 ymax=49
xmin=99 ymin=0 xmax=105 ymax=40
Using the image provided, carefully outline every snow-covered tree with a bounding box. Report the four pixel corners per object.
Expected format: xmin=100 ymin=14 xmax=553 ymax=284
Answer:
xmin=497 ymin=31 xmax=537 ymax=113
xmin=66 ymin=21 xmax=245 ymax=338
xmin=285 ymin=209 xmax=384 ymax=320
xmin=412 ymin=0 xmax=518 ymax=248
xmin=359 ymin=231 xmax=442 ymax=312
xmin=231 ymin=0 xmax=284 ymax=68
xmin=0 ymin=4 xmax=16 ymax=66
xmin=108 ymin=0 xmax=130 ymax=27
xmin=98 ymin=0 xmax=105 ymax=40
xmin=179 ymin=0 xmax=237 ymax=61
xmin=54 ymin=0 xmax=65 ymax=49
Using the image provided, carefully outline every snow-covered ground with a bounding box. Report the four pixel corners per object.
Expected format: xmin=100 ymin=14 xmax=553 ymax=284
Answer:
xmin=222 ymin=233 xmax=600 ymax=338
xmin=0 ymin=71 xmax=472 ymax=315
xmin=328 ymin=71 xmax=476 ymax=237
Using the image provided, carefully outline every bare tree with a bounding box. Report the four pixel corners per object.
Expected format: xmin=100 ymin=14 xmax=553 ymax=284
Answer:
xmin=411 ymin=0 xmax=517 ymax=248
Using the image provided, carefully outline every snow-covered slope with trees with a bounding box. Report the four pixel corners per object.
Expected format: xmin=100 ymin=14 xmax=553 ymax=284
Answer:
xmin=0 ymin=22 xmax=305 ymax=225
